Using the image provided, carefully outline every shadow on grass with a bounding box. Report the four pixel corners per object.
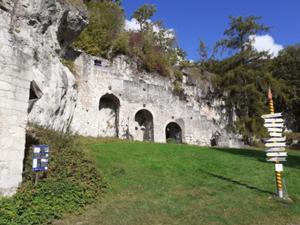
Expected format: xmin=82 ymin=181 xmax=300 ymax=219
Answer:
xmin=198 ymin=169 xmax=274 ymax=195
xmin=212 ymin=147 xmax=300 ymax=169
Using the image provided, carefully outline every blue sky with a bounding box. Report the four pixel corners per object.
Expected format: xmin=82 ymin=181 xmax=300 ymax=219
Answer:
xmin=122 ymin=0 xmax=300 ymax=60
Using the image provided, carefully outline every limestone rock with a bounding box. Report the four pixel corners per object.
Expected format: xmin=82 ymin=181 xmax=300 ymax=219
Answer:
xmin=0 ymin=0 xmax=87 ymax=196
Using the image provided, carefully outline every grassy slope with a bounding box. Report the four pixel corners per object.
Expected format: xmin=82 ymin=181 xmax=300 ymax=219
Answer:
xmin=56 ymin=139 xmax=300 ymax=225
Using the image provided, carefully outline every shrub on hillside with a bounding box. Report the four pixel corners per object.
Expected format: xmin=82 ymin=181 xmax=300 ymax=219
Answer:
xmin=127 ymin=31 xmax=172 ymax=76
xmin=0 ymin=127 xmax=105 ymax=225
xmin=74 ymin=1 xmax=124 ymax=58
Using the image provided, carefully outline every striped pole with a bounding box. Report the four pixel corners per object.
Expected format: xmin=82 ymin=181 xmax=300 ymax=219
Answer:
xmin=268 ymin=88 xmax=284 ymax=198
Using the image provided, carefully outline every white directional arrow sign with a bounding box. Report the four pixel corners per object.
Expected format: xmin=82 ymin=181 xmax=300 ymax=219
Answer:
xmin=261 ymin=112 xmax=282 ymax=119
xmin=265 ymin=147 xmax=285 ymax=152
xmin=265 ymin=142 xmax=286 ymax=147
xmin=266 ymin=152 xmax=287 ymax=157
xmin=267 ymin=127 xmax=283 ymax=132
xmin=265 ymin=137 xmax=286 ymax=142
xmin=267 ymin=157 xmax=286 ymax=162
xmin=264 ymin=118 xmax=284 ymax=123
xmin=264 ymin=123 xmax=284 ymax=128
xmin=269 ymin=132 xmax=283 ymax=137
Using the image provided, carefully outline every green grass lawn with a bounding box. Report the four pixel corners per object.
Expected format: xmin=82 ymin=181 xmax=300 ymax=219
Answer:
xmin=56 ymin=139 xmax=300 ymax=225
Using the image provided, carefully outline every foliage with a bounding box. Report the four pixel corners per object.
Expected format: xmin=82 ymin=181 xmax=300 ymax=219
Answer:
xmin=174 ymin=69 xmax=183 ymax=82
xmin=206 ymin=16 xmax=288 ymax=142
xmin=126 ymin=27 xmax=176 ymax=76
xmin=0 ymin=127 xmax=105 ymax=225
xmin=214 ymin=16 xmax=269 ymax=55
xmin=110 ymin=32 xmax=130 ymax=57
xmin=73 ymin=2 xmax=183 ymax=77
xmin=132 ymin=4 xmax=157 ymax=31
xmin=73 ymin=1 xmax=124 ymax=58
xmin=173 ymin=80 xmax=184 ymax=94
xmin=272 ymin=45 xmax=300 ymax=131
xmin=285 ymin=132 xmax=300 ymax=150
xmin=124 ymin=4 xmax=183 ymax=76
xmin=198 ymin=40 xmax=208 ymax=63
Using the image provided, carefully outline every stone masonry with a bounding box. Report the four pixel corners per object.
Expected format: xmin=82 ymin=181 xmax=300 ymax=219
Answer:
xmin=70 ymin=53 xmax=242 ymax=147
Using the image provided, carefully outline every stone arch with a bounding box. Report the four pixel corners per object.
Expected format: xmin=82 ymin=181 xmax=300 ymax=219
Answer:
xmin=134 ymin=109 xmax=154 ymax=141
xmin=165 ymin=122 xmax=182 ymax=144
xmin=99 ymin=93 xmax=120 ymax=137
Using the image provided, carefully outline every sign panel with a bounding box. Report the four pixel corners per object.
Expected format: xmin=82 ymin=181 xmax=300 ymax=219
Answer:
xmin=269 ymin=132 xmax=282 ymax=137
xmin=265 ymin=142 xmax=286 ymax=147
xmin=265 ymin=137 xmax=286 ymax=142
xmin=32 ymin=145 xmax=49 ymax=172
xmin=264 ymin=123 xmax=284 ymax=128
xmin=275 ymin=164 xmax=283 ymax=172
xmin=267 ymin=157 xmax=286 ymax=162
xmin=267 ymin=127 xmax=283 ymax=132
xmin=266 ymin=152 xmax=287 ymax=157
xmin=265 ymin=147 xmax=285 ymax=152
xmin=261 ymin=112 xmax=282 ymax=119
xmin=264 ymin=118 xmax=284 ymax=123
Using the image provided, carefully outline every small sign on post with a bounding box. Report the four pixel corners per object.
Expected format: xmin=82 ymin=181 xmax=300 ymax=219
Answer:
xmin=32 ymin=145 xmax=49 ymax=185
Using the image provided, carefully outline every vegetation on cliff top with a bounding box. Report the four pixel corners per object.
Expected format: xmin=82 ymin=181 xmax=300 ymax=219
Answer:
xmin=74 ymin=1 xmax=186 ymax=77
xmin=72 ymin=1 xmax=300 ymax=142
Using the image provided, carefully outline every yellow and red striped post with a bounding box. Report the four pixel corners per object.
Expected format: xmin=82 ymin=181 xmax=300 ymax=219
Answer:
xmin=268 ymin=88 xmax=284 ymax=198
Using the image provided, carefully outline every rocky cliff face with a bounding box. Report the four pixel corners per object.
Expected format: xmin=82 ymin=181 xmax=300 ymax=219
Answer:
xmin=0 ymin=0 xmax=242 ymax=197
xmin=0 ymin=0 xmax=87 ymax=196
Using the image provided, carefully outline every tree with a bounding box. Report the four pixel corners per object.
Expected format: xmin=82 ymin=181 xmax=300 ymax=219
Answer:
xmin=132 ymin=4 xmax=156 ymax=31
xmin=272 ymin=45 xmax=300 ymax=131
xmin=209 ymin=16 xmax=283 ymax=143
xmin=198 ymin=40 xmax=208 ymax=63
xmin=214 ymin=16 xmax=269 ymax=55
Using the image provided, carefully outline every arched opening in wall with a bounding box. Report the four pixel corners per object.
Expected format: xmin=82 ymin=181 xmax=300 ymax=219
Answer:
xmin=134 ymin=109 xmax=154 ymax=141
xmin=99 ymin=94 xmax=120 ymax=137
xmin=166 ymin=122 xmax=182 ymax=144
xmin=28 ymin=81 xmax=43 ymax=113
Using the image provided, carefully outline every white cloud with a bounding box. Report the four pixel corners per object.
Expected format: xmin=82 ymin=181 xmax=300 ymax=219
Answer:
xmin=249 ymin=34 xmax=283 ymax=57
xmin=125 ymin=18 xmax=175 ymax=39
xmin=125 ymin=18 xmax=141 ymax=31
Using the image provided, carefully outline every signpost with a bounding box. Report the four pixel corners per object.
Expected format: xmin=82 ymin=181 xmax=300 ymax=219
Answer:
xmin=261 ymin=88 xmax=287 ymax=199
xmin=32 ymin=145 xmax=49 ymax=185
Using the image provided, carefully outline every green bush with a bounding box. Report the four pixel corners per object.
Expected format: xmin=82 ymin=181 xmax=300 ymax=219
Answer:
xmin=0 ymin=126 xmax=105 ymax=225
xmin=174 ymin=69 xmax=183 ymax=82
xmin=127 ymin=31 xmax=172 ymax=76
xmin=74 ymin=1 xmax=124 ymax=58
xmin=110 ymin=32 xmax=130 ymax=58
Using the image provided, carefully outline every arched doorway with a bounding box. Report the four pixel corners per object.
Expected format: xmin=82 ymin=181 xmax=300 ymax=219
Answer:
xmin=134 ymin=109 xmax=154 ymax=141
xmin=99 ymin=94 xmax=120 ymax=137
xmin=166 ymin=122 xmax=182 ymax=144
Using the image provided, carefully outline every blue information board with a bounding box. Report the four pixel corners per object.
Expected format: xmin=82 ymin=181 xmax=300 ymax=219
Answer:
xmin=32 ymin=145 xmax=49 ymax=172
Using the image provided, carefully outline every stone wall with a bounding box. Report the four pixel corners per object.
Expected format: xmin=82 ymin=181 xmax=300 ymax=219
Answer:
xmin=70 ymin=53 xmax=242 ymax=147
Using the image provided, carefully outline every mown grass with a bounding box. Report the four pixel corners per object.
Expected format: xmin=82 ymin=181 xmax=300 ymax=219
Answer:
xmin=56 ymin=139 xmax=300 ymax=225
